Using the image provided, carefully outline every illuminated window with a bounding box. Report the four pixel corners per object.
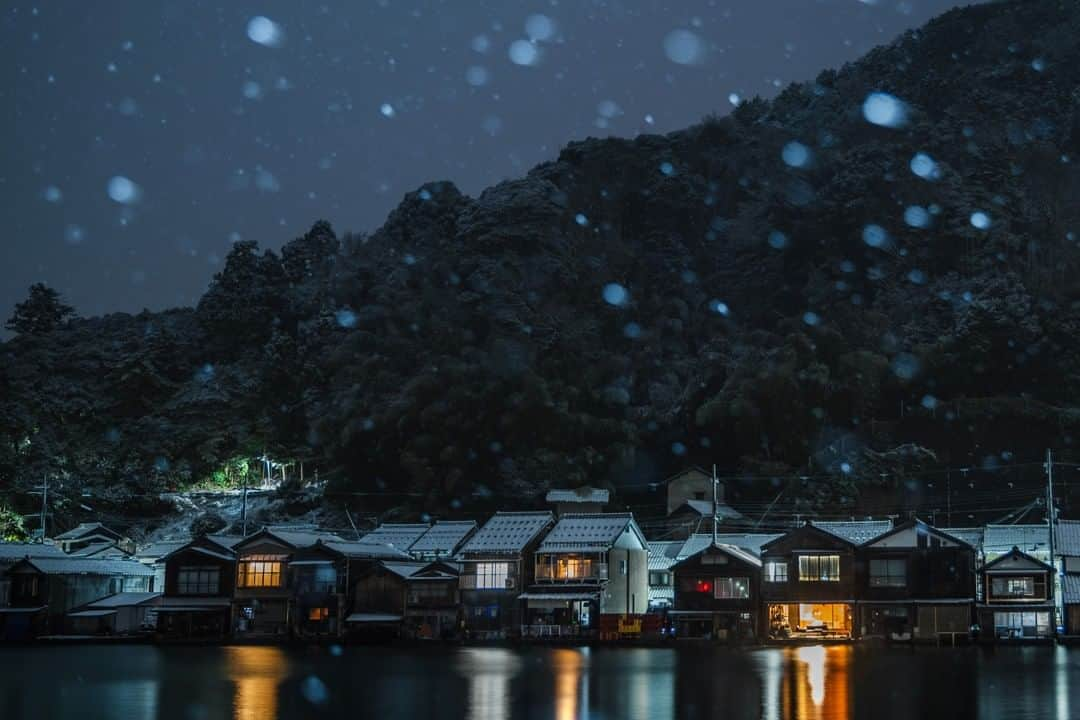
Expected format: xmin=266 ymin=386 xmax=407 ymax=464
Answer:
xmin=238 ymin=555 xmax=284 ymax=588
xmin=764 ymin=561 xmax=788 ymax=582
xmin=991 ymin=576 xmax=1042 ymax=598
xmin=308 ymin=607 xmax=329 ymax=621
xmin=177 ymin=566 xmax=220 ymax=594
xmin=475 ymin=562 xmax=510 ymax=589
xmin=714 ymin=577 xmax=750 ymax=599
xmin=869 ymin=558 xmax=906 ymax=587
xmin=798 ymin=555 xmax=840 ymax=582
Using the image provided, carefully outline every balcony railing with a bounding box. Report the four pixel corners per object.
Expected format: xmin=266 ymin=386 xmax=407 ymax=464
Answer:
xmin=535 ymin=563 xmax=607 ymax=582
xmin=520 ymin=624 xmax=582 ymax=638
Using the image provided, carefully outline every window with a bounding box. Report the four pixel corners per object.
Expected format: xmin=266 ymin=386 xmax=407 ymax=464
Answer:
xmin=991 ymin=576 xmax=1043 ymax=598
xmin=798 ymin=555 xmax=840 ymax=582
xmin=408 ymin=583 xmax=452 ymax=604
xmin=237 ymin=555 xmax=284 ymax=588
xmin=714 ymin=577 xmax=750 ymax=600
xmin=178 ymin=566 xmax=220 ymax=594
xmin=475 ymin=562 xmax=510 ymax=589
xmin=619 ymin=559 xmax=628 ymax=576
xmin=649 ymin=571 xmax=671 ymax=586
xmin=308 ymin=607 xmax=329 ymax=621
xmin=701 ymin=554 xmax=728 ymax=565
xmin=869 ymin=558 xmax=906 ymax=587
xmin=764 ymin=561 xmax=788 ymax=583
xmin=994 ymin=611 xmax=1050 ymax=638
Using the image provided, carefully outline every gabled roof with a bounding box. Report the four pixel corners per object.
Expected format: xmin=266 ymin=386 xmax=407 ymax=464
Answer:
xmin=12 ymin=557 xmax=155 ymax=577
xmin=861 ymin=518 xmax=974 ymax=549
xmin=232 ymin=527 xmax=343 ymax=552
xmin=1055 ymin=520 xmax=1080 ymax=557
xmin=87 ymin=592 xmax=162 ymax=608
xmin=161 ymin=535 xmax=240 ymax=563
xmin=545 ymin=487 xmax=610 ymax=504
xmin=983 ymin=525 xmax=1050 ymax=556
xmin=69 ymin=541 xmax=129 ymax=558
xmin=940 ymin=527 xmax=984 ymax=550
xmin=409 ymin=560 xmax=461 ymax=580
xmin=135 ymin=540 xmax=190 ymax=561
xmin=409 ymin=521 xmax=477 ymax=556
xmin=983 ymin=546 xmax=1055 ymax=573
xmin=0 ymin=543 xmax=66 ymax=560
xmin=670 ymin=499 xmax=745 ymax=520
xmin=648 ymin=541 xmax=685 ymax=571
xmin=206 ymin=535 xmax=245 ymax=549
xmin=459 ymin=512 xmax=554 ymax=556
xmin=673 ymin=541 xmax=762 ymax=569
xmin=537 ymin=513 xmax=645 ymax=553
xmin=323 ymin=540 xmax=412 ymax=560
xmin=812 ymin=520 xmax=893 ymax=545
xmin=678 ymin=533 xmax=782 ymax=559
xmin=762 ymin=522 xmax=861 ymax=552
xmin=53 ymin=522 xmax=123 ymax=542
xmin=359 ymin=524 xmax=431 ymax=550
xmin=379 ymin=561 xmax=428 ymax=579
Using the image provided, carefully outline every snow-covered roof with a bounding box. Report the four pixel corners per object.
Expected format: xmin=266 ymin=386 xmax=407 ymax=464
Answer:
xmin=673 ymin=499 xmax=745 ymax=520
xmin=69 ymin=541 xmax=128 ymax=558
xmin=324 ymin=540 xmax=411 ymax=560
xmin=648 ymin=541 xmax=685 ymax=571
xmin=87 ymin=592 xmax=162 ymax=608
xmin=676 ymin=541 xmax=762 ymax=568
xmin=812 ymin=520 xmax=893 ymax=545
xmin=409 ymin=521 xmax=477 ymax=556
xmin=380 ymin=561 xmax=427 ymax=579
xmin=459 ymin=512 xmax=553 ymax=556
xmin=941 ymin=527 xmax=984 ymax=550
xmin=262 ymin=529 xmax=344 ymax=548
xmin=678 ymin=533 xmax=782 ymax=559
xmin=135 ymin=540 xmax=190 ymax=561
xmin=545 ymin=487 xmax=610 ymax=504
xmin=15 ymin=557 xmax=154 ymax=577
xmin=0 ymin=543 xmax=65 ymax=561
xmin=53 ymin=522 xmax=122 ymax=541
xmin=1056 ymin=520 xmax=1080 ymax=557
xmin=360 ymin=524 xmax=431 ymax=550
xmin=537 ymin=513 xmax=643 ymax=553
xmin=983 ymin=524 xmax=1049 ymax=557
xmin=1063 ymin=575 xmax=1080 ymax=605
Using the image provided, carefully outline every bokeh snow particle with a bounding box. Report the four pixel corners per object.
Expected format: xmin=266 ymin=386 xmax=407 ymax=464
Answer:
xmin=921 ymin=395 xmax=938 ymax=410
xmin=802 ymin=311 xmax=820 ymax=327
xmin=574 ymin=213 xmax=589 ymax=227
xmin=43 ymin=185 xmax=63 ymax=203
xmin=727 ymin=93 xmax=742 ymax=106
xmin=671 ymin=442 xmax=687 ymax=456
xmin=890 ymin=353 xmax=920 ymax=380
xmin=471 ymin=35 xmax=491 ymax=53
xmin=602 ymin=283 xmax=629 ymax=307
xmin=107 ymin=176 xmax=141 ymax=204
xmin=597 ymin=100 xmax=622 ymax=119
xmin=242 ymin=81 xmax=263 ymax=100
xmin=465 ymin=66 xmax=489 ymax=87
xmin=781 ymin=141 xmax=811 ymax=168
xmin=709 ymin=299 xmax=730 ymax=316
xmin=623 ymin=322 xmax=642 ymax=339
xmin=862 ymin=224 xmax=889 ymax=249
xmin=663 ymin=29 xmax=706 ymax=66
xmin=379 ymin=103 xmax=396 ymax=118
xmin=246 ymin=16 xmax=284 ymax=48
xmin=1031 ymin=58 xmax=1046 ymax=72
xmin=508 ymin=40 xmax=540 ymax=66
xmin=64 ymin=224 xmax=85 ymax=245
xmin=768 ymin=230 xmax=788 ymax=249
xmin=301 ymin=676 xmax=329 ymax=706
xmin=862 ymin=92 xmax=908 ymax=128
xmin=659 ymin=162 xmax=675 ymax=176
xmin=335 ymin=309 xmax=357 ymax=329
xmin=970 ymin=211 xmax=991 ymax=230
xmin=909 ymin=152 xmax=940 ymax=180
xmin=904 ymin=206 xmax=930 ymax=228
xmin=525 ymin=14 xmax=557 ymax=42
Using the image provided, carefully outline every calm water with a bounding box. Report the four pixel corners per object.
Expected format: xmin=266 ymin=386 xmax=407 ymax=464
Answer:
xmin=0 ymin=643 xmax=1077 ymax=720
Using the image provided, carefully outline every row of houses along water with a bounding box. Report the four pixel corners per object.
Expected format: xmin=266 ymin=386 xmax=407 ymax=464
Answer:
xmin=1 ymin=468 xmax=1079 ymax=644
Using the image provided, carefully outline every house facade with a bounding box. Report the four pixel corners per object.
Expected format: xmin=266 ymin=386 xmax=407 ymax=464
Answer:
xmin=1056 ymin=520 xmax=1080 ymax=636
xmin=856 ymin=519 xmax=975 ymax=642
xmin=977 ymin=546 xmax=1055 ymax=641
xmin=157 ymin=535 xmax=238 ymax=641
xmin=520 ymin=513 xmax=648 ymax=637
xmin=670 ymin=542 xmax=762 ymax=642
xmin=457 ymin=511 xmax=554 ymax=639
xmin=760 ymin=523 xmax=859 ymax=639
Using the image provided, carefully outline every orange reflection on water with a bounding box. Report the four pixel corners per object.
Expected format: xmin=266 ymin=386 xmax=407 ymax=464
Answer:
xmin=779 ymin=645 xmax=851 ymax=720
xmin=225 ymin=646 xmax=288 ymax=720
xmin=553 ymin=648 xmax=585 ymax=720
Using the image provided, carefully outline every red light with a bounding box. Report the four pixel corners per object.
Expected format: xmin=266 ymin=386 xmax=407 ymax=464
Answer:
xmin=695 ymin=580 xmax=712 ymax=593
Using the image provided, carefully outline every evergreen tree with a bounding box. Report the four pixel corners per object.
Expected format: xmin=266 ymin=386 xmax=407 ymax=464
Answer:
xmin=5 ymin=283 xmax=76 ymax=335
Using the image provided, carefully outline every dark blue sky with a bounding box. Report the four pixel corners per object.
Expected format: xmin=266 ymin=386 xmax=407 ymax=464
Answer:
xmin=3 ymin=0 xmax=969 ymax=326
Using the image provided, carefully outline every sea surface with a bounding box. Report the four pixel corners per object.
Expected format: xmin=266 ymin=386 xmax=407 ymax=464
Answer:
xmin=0 ymin=643 xmax=1076 ymax=719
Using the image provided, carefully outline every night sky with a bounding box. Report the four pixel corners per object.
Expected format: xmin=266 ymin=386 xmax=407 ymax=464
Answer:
xmin=3 ymin=0 xmax=970 ymax=329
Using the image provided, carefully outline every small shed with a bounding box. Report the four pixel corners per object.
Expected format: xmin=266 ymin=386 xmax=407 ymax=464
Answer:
xmin=67 ymin=592 xmax=162 ymax=635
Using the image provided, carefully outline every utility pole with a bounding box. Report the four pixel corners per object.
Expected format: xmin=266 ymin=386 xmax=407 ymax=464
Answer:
xmin=34 ymin=473 xmax=49 ymax=542
xmin=241 ymin=463 xmax=249 ymax=537
xmin=1046 ymin=448 xmax=1060 ymax=635
xmin=711 ymin=464 xmax=718 ymax=545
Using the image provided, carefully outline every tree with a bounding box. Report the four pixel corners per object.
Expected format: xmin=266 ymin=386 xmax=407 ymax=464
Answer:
xmin=0 ymin=504 xmax=28 ymax=542
xmin=6 ymin=283 xmax=76 ymax=335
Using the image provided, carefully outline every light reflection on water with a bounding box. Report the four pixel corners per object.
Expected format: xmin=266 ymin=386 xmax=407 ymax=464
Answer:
xmin=1 ymin=643 xmax=1079 ymax=719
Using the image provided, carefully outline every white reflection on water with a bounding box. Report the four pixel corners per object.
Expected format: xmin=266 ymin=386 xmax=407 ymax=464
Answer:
xmin=796 ymin=645 xmax=827 ymax=706
xmin=461 ymin=647 xmax=523 ymax=720
xmin=1056 ymin=645 xmax=1070 ymax=720
xmin=754 ymin=648 xmax=783 ymax=720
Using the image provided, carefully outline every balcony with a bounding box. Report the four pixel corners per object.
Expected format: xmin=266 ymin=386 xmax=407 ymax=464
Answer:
xmin=535 ymin=560 xmax=607 ymax=583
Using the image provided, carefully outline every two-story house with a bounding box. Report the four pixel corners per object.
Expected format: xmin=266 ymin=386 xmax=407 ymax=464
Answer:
xmin=856 ymin=519 xmax=976 ymax=642
xmin=520 ymin=513 xmax=648 ymax=638
xmin=977 ymin=546 xmax=1055 ymax=641
xmin=669 ymin=542 xmax=762 ymax=641
xmin=155 ymin=535 xmax=238 ymax=641
xmin=760 ymin=522 xmax=863 ymax=639
xmin=457 ymin=511 xmax=554 ymax=639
